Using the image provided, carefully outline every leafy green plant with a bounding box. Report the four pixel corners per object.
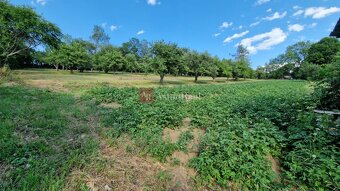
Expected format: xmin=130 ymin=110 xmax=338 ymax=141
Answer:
xmin=190 ymin=118 xmax=284 ymax=190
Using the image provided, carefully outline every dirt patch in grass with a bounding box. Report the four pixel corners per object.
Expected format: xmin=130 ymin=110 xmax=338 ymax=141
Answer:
xmin=99 ymin=102 xmax=122 ymax=109
xmin=162 ymin=118 xmax=206 ymax=191
xmin=162 ymin=127 xmax=187 ymax=143
xmin=27 ymin=80 xmax=70 ymax=92
xmin=0 ymin=81 xmax=19 ymax=87
xmin=65 ymin=136 xmax=171 ymax=191
xmin=267 ymin=155 xmax=281 ymax=181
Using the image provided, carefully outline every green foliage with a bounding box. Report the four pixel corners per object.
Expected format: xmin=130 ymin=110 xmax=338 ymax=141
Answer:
xmin=86 ymin=80 xmax=340 ymax=190
xmin=296 ymin=62 xmax=321 ymax=80
xmin=177 ymin=131 xmax=194 ymax=151
xmin=306 ymin=37 xmax=340 ymax=65
xmin=151 ymin=41 xmax=184 ymax=83
xmin=0 ymin=86 xmax=99 ymax=190
xmin=283 ymin=113 xmax=339 ymax=190
xmin=313 ymin=58 xmax=340 ymax=110
xmin=96 ymin=45 xmax=126 ymax=73
xmin=232 ymin=45 xmax=252 ymax=80
xmin=0 ymin=1 xmax=61 ymax=66
xmin=90 ymin=25 xmax=110 ymax=52
xmin=190 ymin=118 xmax=284 ymax=190
xmin=285 ymin=41 xmax=312 ymax=67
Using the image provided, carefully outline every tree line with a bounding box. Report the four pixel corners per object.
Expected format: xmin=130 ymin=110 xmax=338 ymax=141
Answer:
xmin=1 ymin=1 xmax=254 ymax=83
xmin=256 ymin=37 xmax=340 ymax=80
xmin=35 ymin=26 xmax=254 ymax=83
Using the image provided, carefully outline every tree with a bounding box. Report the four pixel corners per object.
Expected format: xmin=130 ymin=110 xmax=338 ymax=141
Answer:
xmin=120 ymin=38 xmax=151 ymax=59
xmin=255 ymin=67 xmax=267 ymax=79
xmin=296 ymin=62 xmax=320 ymax=80
xmin=185 ymin=51 xmax=206 ymax=82
xmin=151 ymin=41 xmax=183 ymax=83
xmin=306 ymin=37 xmax=340 ymax=65
xmin=313 ymin=52 xmax=340 ymax=110
xmin=219 ymin=59 xmax=233 ymax=79
xmin=125 ymin=53 xmax=139 ymax=73
xmin=209 ymin=56 xmax=220 ymax=81
xmin=0 ymin=1 xmax=62 ymax=67
xmin=57 ymin=41 xmax=90 ymax=73
xmin=96 ymin=45 xmax=126 ymax=73
xmin=285 ymin=41 xmax=312 ymax=67
xmin=90 ymin=25 xmax=110 ymax=53
xmin=233 ymin=45 xmax=251 ymax=80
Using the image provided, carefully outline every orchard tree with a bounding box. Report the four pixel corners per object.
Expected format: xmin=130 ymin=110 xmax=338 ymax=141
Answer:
xmin=125 ymin=53 xmax=139 ymax=73
xmin=0 ymin=1 xmax=62 ymax=67
xmin=185 ymin=51 xmax=207 ymax=82
xmin=219 ymin=59 xmax=233 ymax=79
xmin=54 ymin=41 xmax=90 ymax=73
xmin=96 ymin=45 xmax=126 ymax=73
xmin=209 ymin=56 xmax=220 ymax=81
xmin=151 ymin=41 xmax=183 ymax=83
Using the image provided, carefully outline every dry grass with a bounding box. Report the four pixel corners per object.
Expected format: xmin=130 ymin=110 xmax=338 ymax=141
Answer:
xmin=14 ymin=69 xmax=252 ymax=93
xmin=64 ymin=136 xmax=172 ymax=191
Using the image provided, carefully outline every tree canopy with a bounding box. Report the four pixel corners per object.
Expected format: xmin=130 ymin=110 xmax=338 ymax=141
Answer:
xmin=0 ymin=0 xmax=62 ymax=67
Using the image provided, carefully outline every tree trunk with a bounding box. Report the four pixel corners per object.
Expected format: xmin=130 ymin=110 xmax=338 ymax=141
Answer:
xmin=62 ymin=65 xmax=65 ymax=70
xmin=195 ymin=75 xmax=198 ymax=83
xmin=160 ymin=75 xmax=165 ymax=84
xmin=54 ymin=64 xmax=59 ymax=71
xmin=70 ymin=68 xmax=74 ymax=74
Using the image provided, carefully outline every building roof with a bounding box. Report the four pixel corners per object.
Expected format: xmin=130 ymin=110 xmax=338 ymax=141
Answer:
xmin=330 ymin=18 xmax=340 ymax=38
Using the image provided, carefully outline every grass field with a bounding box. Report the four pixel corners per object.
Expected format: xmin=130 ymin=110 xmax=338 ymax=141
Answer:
xmin=14 ymin=69 xmax=253 ymax=94
xmin=1 ymin=69 xmax=338 ymax=191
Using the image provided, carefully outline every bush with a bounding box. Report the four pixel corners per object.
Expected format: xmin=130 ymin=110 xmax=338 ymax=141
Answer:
xmin=313 ymin=60 xmax=340 ymax=110
xmin=283 ymin=113 xmax=340 ymax=190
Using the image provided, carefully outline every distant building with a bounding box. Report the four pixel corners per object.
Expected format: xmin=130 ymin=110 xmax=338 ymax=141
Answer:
xmin=330 ymin=18 xmax=340 ymax=38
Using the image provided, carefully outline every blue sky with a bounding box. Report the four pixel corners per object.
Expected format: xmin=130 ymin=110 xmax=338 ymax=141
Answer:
xmin=10 ymin=0 xmax=340 ymax=68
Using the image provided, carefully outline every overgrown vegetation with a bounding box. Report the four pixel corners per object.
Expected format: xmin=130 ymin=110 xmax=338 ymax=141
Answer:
xmin=85 ymin=80 xmax=339 ymax=190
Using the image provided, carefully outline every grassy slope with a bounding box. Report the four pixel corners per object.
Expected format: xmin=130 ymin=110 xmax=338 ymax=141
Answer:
xmin=0 ymin=85 xmax=99 ymax=190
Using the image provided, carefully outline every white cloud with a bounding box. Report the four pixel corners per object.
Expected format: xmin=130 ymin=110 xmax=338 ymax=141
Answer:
xmin=110 ymin=25 xmax=118 ymax=31
xmin=304 ymin=7 xmax=340 ymax=19
xmin=267 ymin=8 xmax=272 ymax=12
xmin=256 ymin=0 xmax=270 ymax=5
xmin=250 ymin=21 xmax=261 ymax=27
xmin=223 ymin=31 xmax=249 ymax=43
xmin=220 ymin=22 xmax=233 ymax=29
xmin=101 ymin=22 xmax=107 ymax=28
xmin=288 ymin=24 xmax=304 ymax=32
xmin=137 ymin=30 xmax=145 ymax=35
xmin=263 ymin=11 xmax=287 ymax=21
xmin=293 ymin=10 xmax=304 ymax=16
xmin=309 ymin=22 xmax=318 ymax=28
xmin=293 ymin=5 xmax=301 ymax=10
xmin=36 ymin=0 xmax=47 ymax=6
xmin=147 ymin=0 xmax=160 ymax=6
xmin=213 ymin=33 xmax=221 ymax=37
xmin=238 ymin=25 xmax=243 ymax=29
xmin=239 ymin=28 xmax=287 ymax=54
